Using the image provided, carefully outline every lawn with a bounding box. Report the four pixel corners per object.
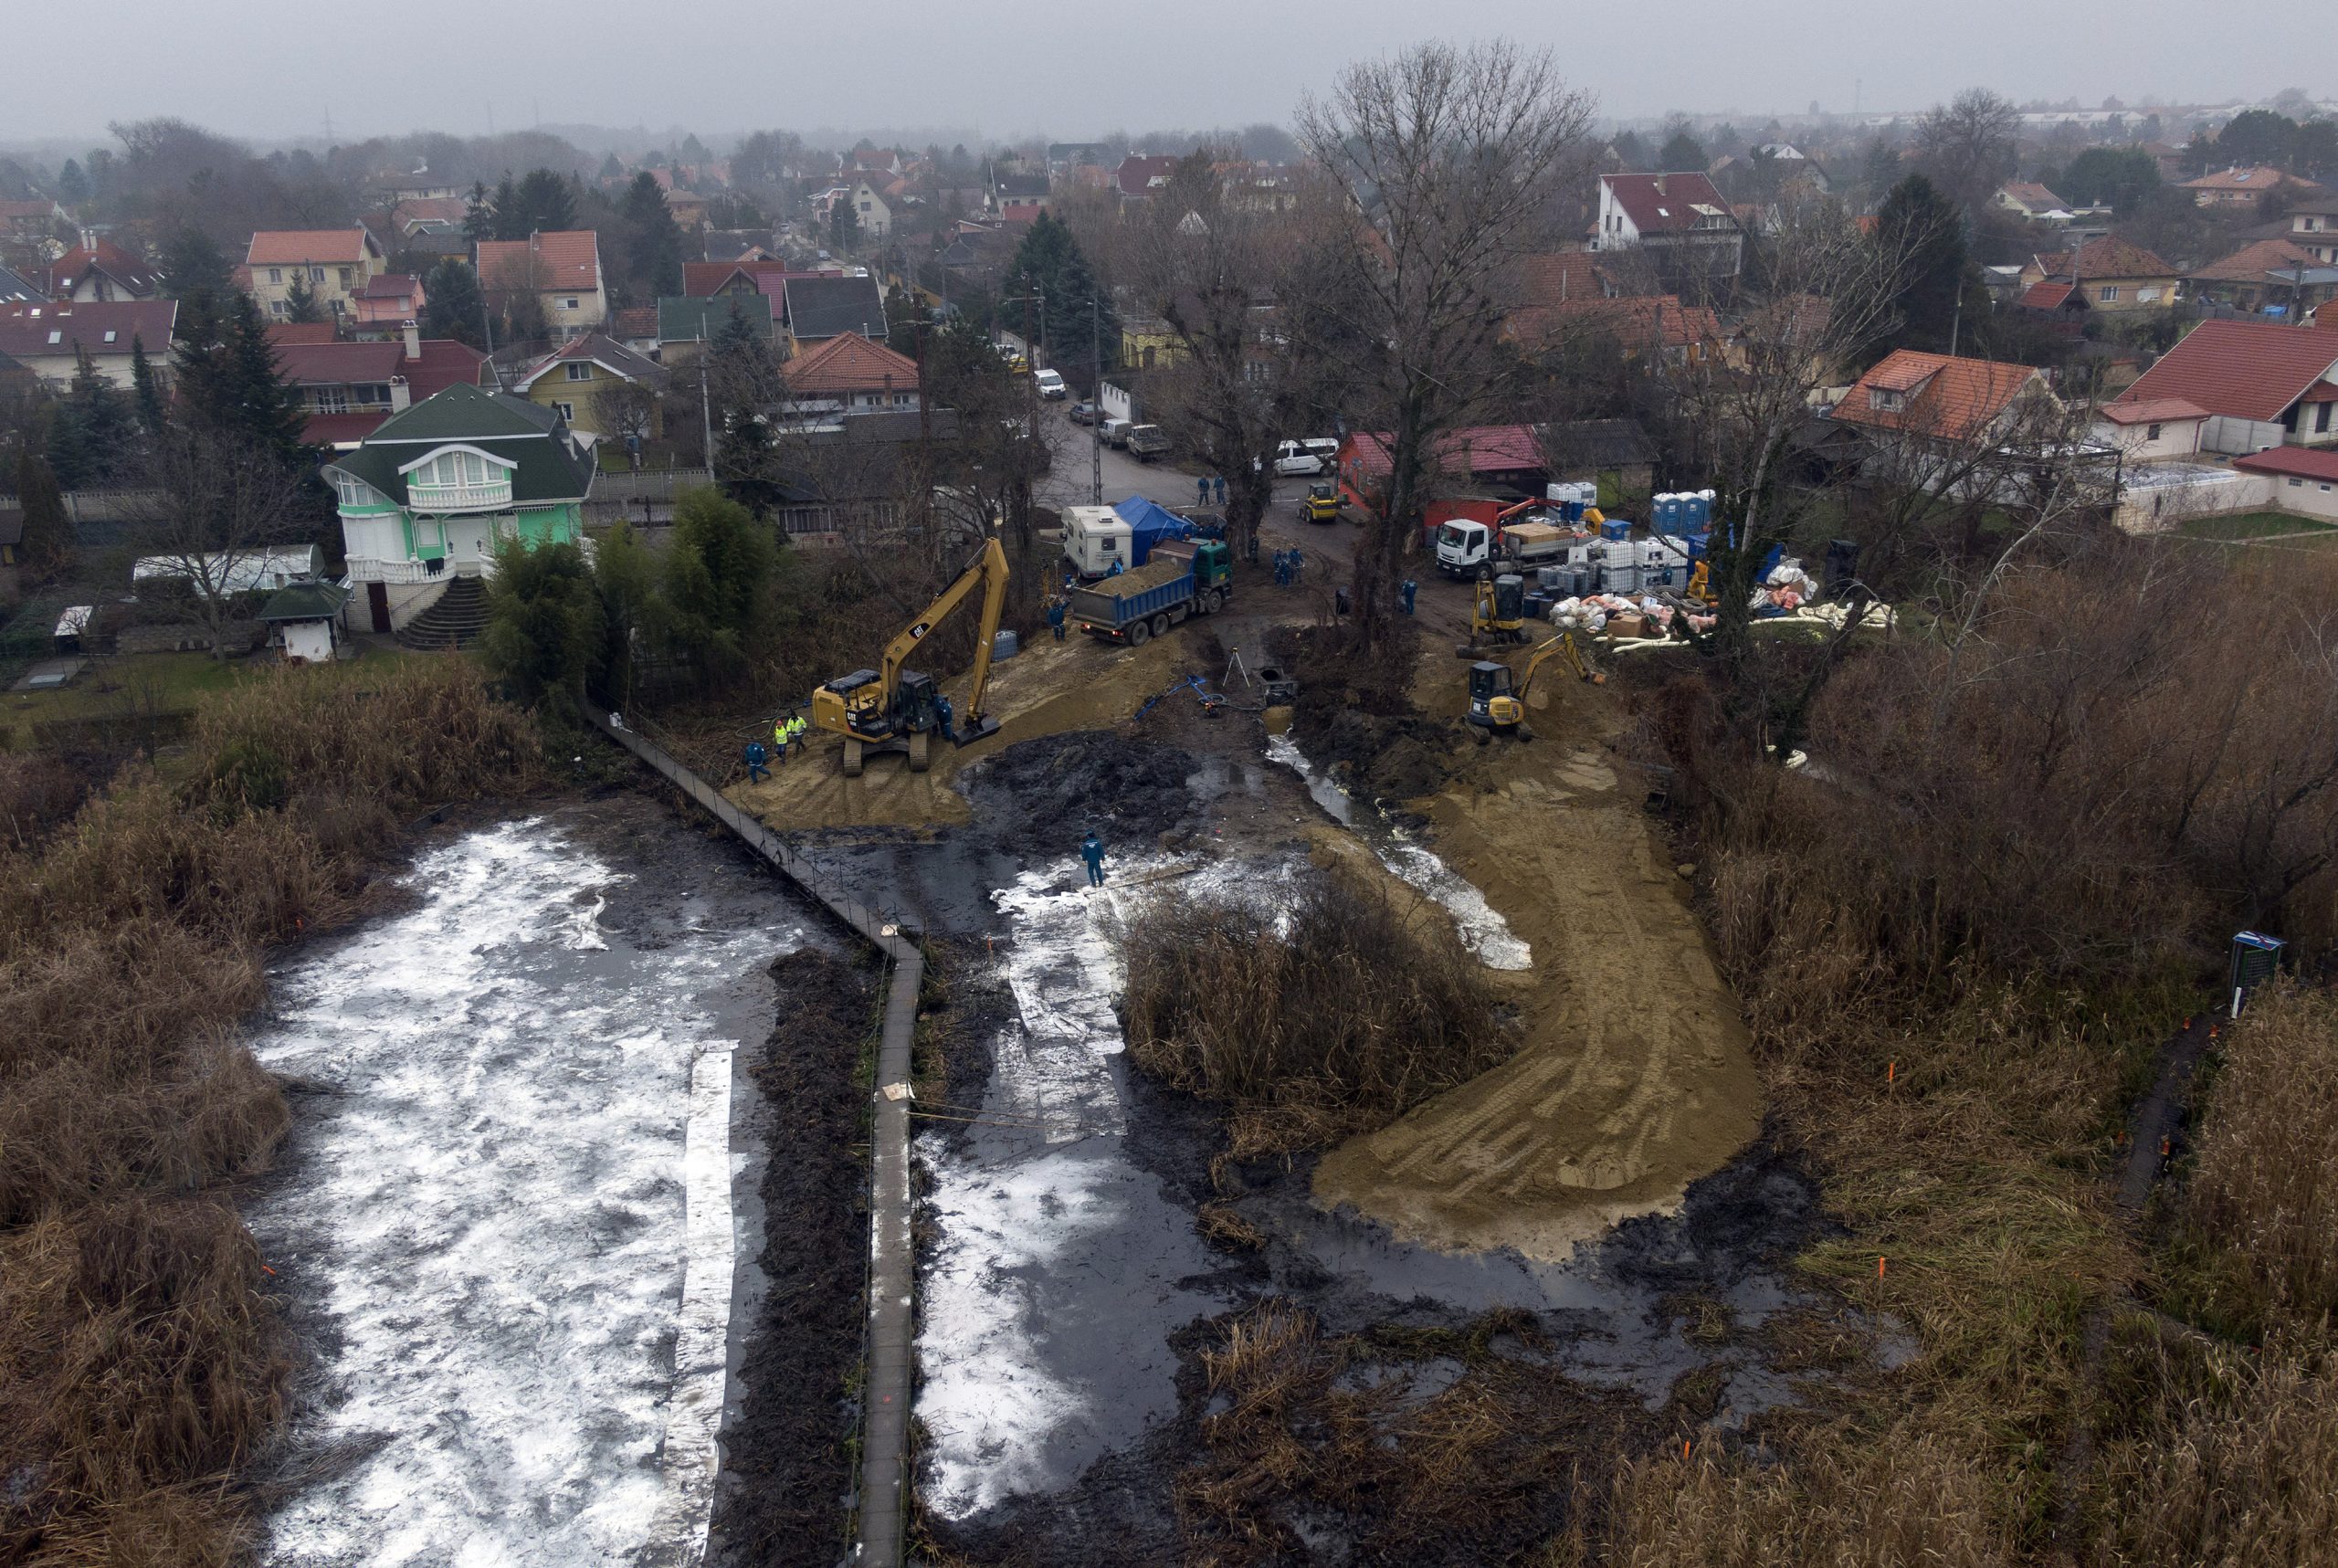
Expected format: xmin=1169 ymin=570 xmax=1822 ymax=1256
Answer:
xmin=2177 ymin=510 xmax=2338 ymax=541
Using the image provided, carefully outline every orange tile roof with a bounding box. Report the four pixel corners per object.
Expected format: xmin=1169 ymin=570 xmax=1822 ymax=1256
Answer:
xmin=2096 ymin=397 xmax=2207 ymax=425
xmin=1508 ymin=294 xmax=1721 ymax=353
xmin=2188 ymin=237 xmax=2323 ymax=283
xmin=2066 ymin=235 xmax=2174 ymax=280
xmin=475 ymin=230 xmax=600 ymax=291
xmin=247 ymin=228 xmax=377 ymax=265
xmin=1515 ymin=252 xmax=1611 ymax=306
xmin=782 ymin=331 xmax=921 ymax=396
xmin=1834 ymin=351 xmax=2046 ymax=442
xmin=2116 ymin=319 xmax=2338 ymax=423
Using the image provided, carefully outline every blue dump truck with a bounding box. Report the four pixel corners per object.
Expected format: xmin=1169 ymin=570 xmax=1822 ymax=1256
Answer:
xmin=1068 ymin=538 xmax=1234 ymax=647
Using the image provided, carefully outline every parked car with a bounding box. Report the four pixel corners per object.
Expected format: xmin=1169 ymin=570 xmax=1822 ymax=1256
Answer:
xmin=1035 ymin=368 xmax=1068 ymax=400
xmin=1125 ymin=425 xmax=1171 ymax=463
xmin=1272 ymin=437 xmax=1341 ymax=477
xmin=1069 ymin=401 xmax=1098 ymax=425
xmin=1101 ymin=417 xmax=1132 ymax=448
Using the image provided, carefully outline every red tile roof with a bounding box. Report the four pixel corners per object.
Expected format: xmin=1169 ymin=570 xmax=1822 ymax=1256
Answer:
xmin=2096 ymin=397 xmax=2208 ymax=425
xmin=1340 ymin=425 xmax=1544 ymax=479
xmin=476 ymin=230 xmax=601 ymax=291
xmin=2188 ymin=237 xmax=2324 ymax=283
xmin=2116 ymin=320 xmax=2338 ymax=423
xmin=47 ymin=238 xmax=160 ymax=297
xmin=612 ymin=305 xmax=659 ymax=340
xmin=265 ymin=322 xmax=338 ymax=347
xmin=247 ymin=228 xmax=379 ymax=265
xmin=1115 ymin=154 xmax=1182 ymax=196
xmin=1516 ymin=251 xmax=1613 ymax=306
xmin=0 ymin=300 xmax=178 ymax=359
xmin=2235 ymin=446 xmax=2338 ymax=482
xmin=356 ymin=272 xmax=424 ymax=300
xmin=1509 ymin=294 xmax=1722 ymax=353
xmin=2021 ymin=280 xmax=2077 ymax=310
xmin=782 ymin=331 xmax=921 ymax=396
xmin=1833 ymin=351 xmax=2047 ymax=442
xmin=679 ymin=258 xmax=820 ymax=297
xmin=1601 ymin=172 xmax=1736 ymax=236
xmin=2181 ymin=166 xmax=2312 ymax=193
xmin=2066 ymin=235 xmax=2174 ymax=280
xmin=301 ymin=412 xmax=386 ymax=447
xmin=270 ymin=338 xmax=405 ymax=384
xmin=0 ymin=198 xmax=58 ymax=223
xmin=395 ymin=195 xmax=470 ymax=227
xmin=2000 ymin=181 xmax=2071 ymax=212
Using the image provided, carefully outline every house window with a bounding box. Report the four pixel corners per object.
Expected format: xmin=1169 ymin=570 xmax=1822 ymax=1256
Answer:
xmin=2139 ymin=287 xmax=2162 ymax=302
xmin=2147 ymin=424 xmax=2163 ymax=440
xmin=338 ymin=267 xmax=352 ymax=286
xmin=269 ymin=268 xmax=282 ymax=283
xmin=2290 ymin=477 xmax=2304 ymax=488
xmin=2099 ymin=285 xmax=2120 ymax=302
xmin=313 ymin=385 xmax=350 ymax=413
xmin=102 ymin=330 xmax=117 ymax=342
xmin=356 ymin=384 xmax=391 ymax=405
xmin=564 ymin=362 xmax=593 ymax=381
xmin=311 ymin=266 xmax=326 ymax=282
xmin=333 ymin=474 xmax=381 ymax=508
xmin=2320 ymin=403 xmax=2334 ymax=434
xmin=417 ymin=450 xmax=493 ymax=488
xmin=1869 ymin=388 xmax=1905 ymax=412
xmin=553 ymin=402 xmax=574 ymax=422
xmin=47 ymin=330 xmax=60 ymax=344
xmin=562 ymin=297 xmax=580 ymax=310
xmin=269 ymin=300 xmax=289 ymax=318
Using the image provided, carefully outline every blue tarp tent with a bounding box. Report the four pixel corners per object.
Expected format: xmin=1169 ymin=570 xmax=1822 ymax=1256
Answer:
xmin=1113 ymin=496 xmax=1195 ymax=566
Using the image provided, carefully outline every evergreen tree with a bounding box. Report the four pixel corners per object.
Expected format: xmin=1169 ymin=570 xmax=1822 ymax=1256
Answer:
xmin=13 ymin=448 xmax=75 ymax=575
xmin=158 ymin=226 xmax=234 ymax=325
xmin=490 ymin=174 xmax=521 ymax=239
xmin=463 ymin=180 xmax=497 ymax=243
xmin=1658 ymin=130 xmax=1708 ymax=173
xmin=284 ymin=268 xmax=322 ymax=323
xmin=174 ymin=288 xmax=313 ymax=464
xmin=660 ymin=486 xmax=773 ymax=676
xmin=513 ymin=168 xmax=578 ymax=234
xmin=999 ymin=211 xmax=1118 ymax=370
xmin=598 ymin=153 xmax=624 ymax=182
xmin=707 ymin=308 xmax=785 ymax=516
xmin=480 ymin=538 xmax=605 ymax=714
xmin=679 ymin=133 xmax=710 ymax=165
xmin=422 ymin=258 xmax=486 ymax=347
xmin=828 ymin=200 xmax=859 ymax=256
xmin=619 ymin=172 xmax=685 ymax=300
xmin=57 ymin=157 xmax=90 ymax=205
xmin=1872 ymin=174 xmax=1971 ymax=359
xmin=130 ymin=334 xmax=164 ymax=433
xmin=46 ymin=349 xmax=137 ymax=489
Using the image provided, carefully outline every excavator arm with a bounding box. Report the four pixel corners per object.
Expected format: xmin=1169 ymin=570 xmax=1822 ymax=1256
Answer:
xmin=878 ymin=535 xmax=1010 ymax=735
xmin=1516 ymin=631 xmax=1603 ymax=698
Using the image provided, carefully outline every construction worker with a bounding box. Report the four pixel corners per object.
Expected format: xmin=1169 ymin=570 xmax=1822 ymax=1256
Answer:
xmin=1290 ymin=550 xmax=1304 ymax=587
xmin=1400 ymin=577 xmax=1417 ymax=616
xmin=1047 ymin=596 xmax=1068 ymax=641
xmin=787 ymin=714 xmax=808 ymax=756
xmin=1108 ymin=557 xmax=1122 ymax=576
xmin=935 ymin=693 xmax=955 ymax=742
xmin=773 ymin=714 xmax=789 ymax=759
xmin=1196 ymin=475 xmax=1211 ymax=508
xmin=1213 ymin=474 xmax=1227 ymax=507
xmin=1080 ymin=829 xmax=1107 ymax=888
xmin=743 ymin=740 xmax=769 ymax=782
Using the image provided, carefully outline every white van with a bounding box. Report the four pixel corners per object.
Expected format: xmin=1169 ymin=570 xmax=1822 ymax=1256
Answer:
xmin=1034 ymin=368 xmax=1068 ymax=400
xmin=1101 ymin=417 xmax=1133 ymax=448
xmin=1272 ymin=437 xmax=1341 ymax=477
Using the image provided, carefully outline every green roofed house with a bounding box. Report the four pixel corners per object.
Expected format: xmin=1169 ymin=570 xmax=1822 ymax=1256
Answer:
xmin=657 ymin=292 xmax=778 ymax=363
xmin=324 ymin=382 xmax=595 ymax=635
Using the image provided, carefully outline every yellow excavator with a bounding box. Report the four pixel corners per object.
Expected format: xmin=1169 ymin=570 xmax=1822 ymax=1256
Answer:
xmin=812 ymin=536 xmax=1009 ymax=777
xmin=1465 ymin=631 xmax=1602 ymax=741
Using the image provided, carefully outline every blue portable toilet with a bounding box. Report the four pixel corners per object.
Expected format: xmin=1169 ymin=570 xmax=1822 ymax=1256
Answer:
xmin=2229 ymin=931 xmax=2284 ymax=1015
xmin=1692 ymin=489 xmax=1716 ymax=529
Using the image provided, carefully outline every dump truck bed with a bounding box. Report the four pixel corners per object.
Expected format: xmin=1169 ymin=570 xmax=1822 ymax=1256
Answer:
xmin=1069 ymin=555 xmax=1193 ymax=626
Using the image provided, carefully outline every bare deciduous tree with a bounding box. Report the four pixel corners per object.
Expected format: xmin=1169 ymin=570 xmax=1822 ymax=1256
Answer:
xmin=1295 ymin=39 xmax=1596 ymax=647
xmin=129 ymin=424 xmax=312 ymax=659
xmin=1914 ymin=88 xmax=2020 ymax=216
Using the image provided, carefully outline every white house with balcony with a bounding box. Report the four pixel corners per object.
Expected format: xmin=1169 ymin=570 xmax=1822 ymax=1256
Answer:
xmin=321 ymin=383 xmax=595 ymax=634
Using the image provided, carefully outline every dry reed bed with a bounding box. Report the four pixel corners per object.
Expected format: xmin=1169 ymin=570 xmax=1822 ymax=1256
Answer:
xmin=1585 ymin=541 xmax=2338 ymax=1562
xmin=1119 ymin=863 xmax=1514 ymax=1158
xmin=0 ymin=659 xmax=532 ymax=1564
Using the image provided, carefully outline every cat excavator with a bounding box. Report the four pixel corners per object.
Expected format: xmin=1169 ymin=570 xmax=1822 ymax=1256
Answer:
xmin=1465 ymin=630 xmax=1603 ymax=742
xmin=812 ymin=536 xmax=1009 ymax=777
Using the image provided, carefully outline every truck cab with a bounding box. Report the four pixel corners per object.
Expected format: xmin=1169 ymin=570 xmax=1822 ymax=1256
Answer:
xmin=1436 ymin=520 xmax=1494 ymax=577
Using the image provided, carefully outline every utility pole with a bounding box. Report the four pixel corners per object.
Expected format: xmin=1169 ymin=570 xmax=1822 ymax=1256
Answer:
xmin=1090 ymin=294 xmax=1103 ymax=505
xmin=700 ymin=350 xmax=714 ymax=472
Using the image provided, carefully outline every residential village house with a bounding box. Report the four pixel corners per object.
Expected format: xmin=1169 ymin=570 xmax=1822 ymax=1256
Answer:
xmin=780 ymin=332 xmax=921 ymax=424
xmin=325 ymin=383 xmax=595 ymax=634
xmin=1829 ymin=350 xmax=2056 ymax=451
xmin=656 ymin=292 xmax=777 ymax=363
xmin=245 ymin=229 xmax=386 ymax=321
xmin=508 ymin=333 xmax=664 ymax=441
xmin=267 ymin=320 xmax=490 ymax=448
xmin=351 ymin=273 xmax=428 ymax=338
xmin=2180 ymin=166 xmax=2324 ymax=208
xmin=1994 ymin=182 xmax=2077 ymax=223
xmin=2112 ymin=320 xmax=2338 ymax=454
xmin=2288 ymin=195 xmax=2338 ymax=266
xmin=2185 ymin=238 xmax=2338 ymax=317
xmin=0 ymin=300 xmax=176 ymax=389
xmin=2018 ymin=236 xmax=2181 ymax=315
xmin=475 ymin=230 xmax=607 ymax=338
xmin=2090 ymin=398 xmax=2209 ymax=463
xmin=1592 ymin=173 xmax=1744 ymax=285
xmin=47 ymin=238 xmax=162 ymax=301
xmin=2232 ymin=445 xmax=2338 ymax=521
xmin=850 ymin=181 xmax=896 ymax=238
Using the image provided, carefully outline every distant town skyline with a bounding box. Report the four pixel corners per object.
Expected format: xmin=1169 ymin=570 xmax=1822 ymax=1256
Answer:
xmin=3 ymin=0 xmax=2331 ymax=149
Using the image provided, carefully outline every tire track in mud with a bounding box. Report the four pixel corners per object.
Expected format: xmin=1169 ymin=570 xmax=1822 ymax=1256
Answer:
xmin=1309 ymin=725 xmax=1764 ymax=1261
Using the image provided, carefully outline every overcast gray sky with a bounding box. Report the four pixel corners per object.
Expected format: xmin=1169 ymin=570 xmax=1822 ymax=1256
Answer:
xmin=5 ymin=0 xmax=2328 ymax=146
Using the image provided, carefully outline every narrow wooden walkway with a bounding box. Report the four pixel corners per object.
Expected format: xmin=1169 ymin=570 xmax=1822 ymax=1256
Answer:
xmin=588 ymin=712 xmax=920 ymax=1568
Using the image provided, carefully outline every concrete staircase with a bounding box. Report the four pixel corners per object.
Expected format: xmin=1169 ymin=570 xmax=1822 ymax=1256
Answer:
xmin=394 ymin=576 xmax=492 ymax=651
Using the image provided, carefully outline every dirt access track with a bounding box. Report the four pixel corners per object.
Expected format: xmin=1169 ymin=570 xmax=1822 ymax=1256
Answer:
xmin=1310 ymin=638 xmax=1763 ymax=1259
xmin=724 ymin=593 xmax=1761 ymax=1262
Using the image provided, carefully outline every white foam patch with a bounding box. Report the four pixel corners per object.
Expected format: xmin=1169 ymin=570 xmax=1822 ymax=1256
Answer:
xmin=918 ymin=863 xmax=1225 ymax=1521
xmin=1264 ymin=733 xmax=1532 ymax=970
xmin=247 ymin=816 xmax=794 ymax=1568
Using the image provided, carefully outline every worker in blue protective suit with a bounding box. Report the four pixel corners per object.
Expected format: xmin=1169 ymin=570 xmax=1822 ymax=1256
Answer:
xmin=1080 ymin=830 xmax=1106 ymax=888
xmin=743 ymin=741 xmax=769 ymax=782
xmin=935 ymin=693 xmax=956 ymax=742
xmin=1196 ymin=475 xmax=1211 ymax=507
xmin=1213 ymin=474 xmax=1227 ymax=507
xmin=1047 ymin=597 xmax=1068 ymax=641
xmin=1400 ymin=577 xmax=1417 ymax=615
xmin=1108 ymin=557 xmax=1122 ymax=576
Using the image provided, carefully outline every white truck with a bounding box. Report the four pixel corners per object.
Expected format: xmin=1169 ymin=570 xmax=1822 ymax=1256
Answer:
xmin=1434 ymin=517 xmax=1572 ymax=579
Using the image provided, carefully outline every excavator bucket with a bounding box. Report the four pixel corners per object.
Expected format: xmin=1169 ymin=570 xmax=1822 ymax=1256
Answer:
xmin=953 ymin=714 xmax=1001 ymax=745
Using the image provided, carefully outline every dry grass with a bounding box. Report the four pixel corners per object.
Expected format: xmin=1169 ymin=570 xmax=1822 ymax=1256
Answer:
xmin=1121 ymin=864 xmax=1513 ymax=1156
xmin=0 ymin=658 xmax=532 ymax=1562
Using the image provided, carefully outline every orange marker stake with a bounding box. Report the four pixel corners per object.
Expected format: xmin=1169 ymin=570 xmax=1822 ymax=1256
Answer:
xmin=2161 ymin=1136 xmax=2171 ymax=1158
xmin=1878 ymin=1256 xmax=1888 ymax=1279
xmin=1887 ymin=1060 xmax=1896 ymax=1085
xmin=1681 ymin=1438 xmax=1691 ymax=1460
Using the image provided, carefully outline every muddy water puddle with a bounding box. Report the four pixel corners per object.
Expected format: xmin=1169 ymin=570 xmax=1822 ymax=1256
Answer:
xmin=245 ymin=799 xmax=811 ymax=1568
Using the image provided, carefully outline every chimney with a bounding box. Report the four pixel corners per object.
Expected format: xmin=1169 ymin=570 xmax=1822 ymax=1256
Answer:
xmin=389 ymin=375 xmax=411 ymax=412
xmin=402 ymin=318 xmax=421 ymax=361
